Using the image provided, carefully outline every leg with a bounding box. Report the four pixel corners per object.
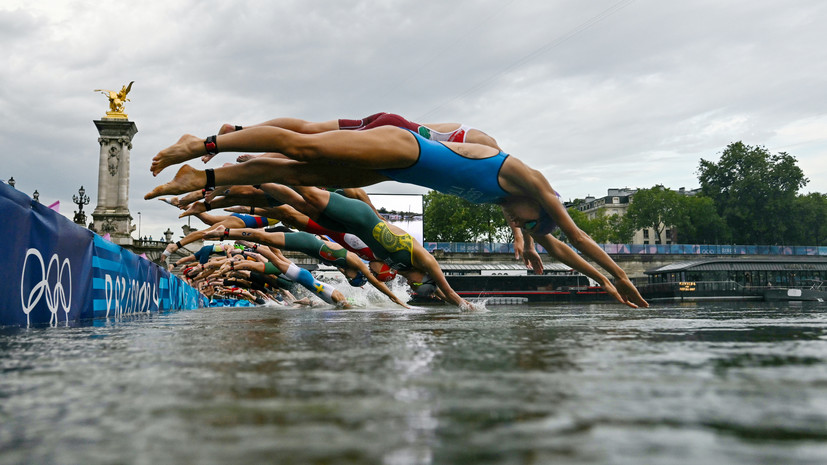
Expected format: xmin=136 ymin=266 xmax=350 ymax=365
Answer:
xmin=145 ymin=159 xmax=388 ymax=199
xmin=221 ymin=117 xmax=340 ymax=135
xmin=288 ymin=187 xmax=350 ymax=233
xmin=230 ymin=126 xmax=418 ymax=167
xmin=290 ymin=186 xmax=331 ymax=213
xmin=205 ymin=225 xmax=287 ymax=249
xmin=150 ymin=126 xmax=418 ymax=176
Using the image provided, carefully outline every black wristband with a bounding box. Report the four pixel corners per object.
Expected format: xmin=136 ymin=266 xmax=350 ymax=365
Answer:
xmin=204 ymin=135 xmax=218 ymax=154
xmin=203 ymin=200 xmax=211 ymax=211
xmin=175 ymin=241 xmax=182 ymax=249
xmin=223 ymin=228 xmax=230 ymax=240
xmin=205 ymin=168 xmax=215 ymax=189
xmin=235 ymin=125 xmax=243 ymax=132
xmin=250 ymin=206 xmax=255 ymax=214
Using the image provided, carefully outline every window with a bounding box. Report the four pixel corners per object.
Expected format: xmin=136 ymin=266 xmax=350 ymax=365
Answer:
xmin=643 ymin=229 xmax=650 ymax=239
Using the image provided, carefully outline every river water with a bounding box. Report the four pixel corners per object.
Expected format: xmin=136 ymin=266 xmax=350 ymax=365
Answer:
xmin=2 ymin=301 xmax=826 ymax=465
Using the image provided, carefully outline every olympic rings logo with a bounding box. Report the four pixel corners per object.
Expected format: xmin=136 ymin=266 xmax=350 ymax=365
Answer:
xmin=20 ymin=248 xmax=72 ymax=325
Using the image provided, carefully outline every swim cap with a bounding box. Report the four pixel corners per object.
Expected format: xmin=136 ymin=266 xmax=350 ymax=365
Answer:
xmin=410 ymin=275 xmax=437 ymax=296
xmin=523 ymin=212 xmax=558 ymax=236
xmin=348 ymin=271 xmax=368 ymax=287
xmin=372 ymin=262 xmax=398 ymax=282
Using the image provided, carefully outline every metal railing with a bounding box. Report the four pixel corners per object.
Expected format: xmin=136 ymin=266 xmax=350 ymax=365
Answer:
xmin=424 ymin=242 xmax=827 ymax=256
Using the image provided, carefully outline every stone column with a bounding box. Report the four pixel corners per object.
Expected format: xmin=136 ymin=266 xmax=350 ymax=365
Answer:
xmin=91 ymin=119 xmax=138 ymax=246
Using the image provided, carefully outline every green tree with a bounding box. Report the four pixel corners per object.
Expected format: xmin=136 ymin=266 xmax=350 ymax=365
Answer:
xmin=672 ymin=195 xmax=731 ymax=244
xmin=788 ymin=192 xmax=827 ymax=246
xmin=423 ymin=191 xmax=511 ymax=242
xmin=468 ymin=201 xmax=511 ymax=243
xmin=698 ymin=142 xmax=808 ymax=244
xmin=566 ymin=207 xmax=634 ymax=244
xmin=566 ymin=207 xmax=591 ymax=234
xmin=624 ymin=185 xmax=683 ymax=244
xmin=605 ymin=212 xmax=636 ymax=244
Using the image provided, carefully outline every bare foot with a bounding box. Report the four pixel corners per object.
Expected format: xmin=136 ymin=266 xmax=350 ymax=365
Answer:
xmin=218 ymin=123 xmax=237 ymax=135
xmin=237 ymin=154 xmax=261 ymax=163
xmin=205 ymin=187 xmax=230 ymax=203
xmin=222 ymin=206 xmax=248 ymax=214
xmin=145 ymin=164 xmax=206 ymax=199
xmin=151 ymin=134 xmax=204 ymax=176
xmin=157 ymin=197 xmax=180 ymax=207
xmin=203 ymin=224 xmax=226 ymax=239
xmin=179 ymin=201 xmax=207 ymax=218
xmin=175 ymin=189 xmax=210 ymax=210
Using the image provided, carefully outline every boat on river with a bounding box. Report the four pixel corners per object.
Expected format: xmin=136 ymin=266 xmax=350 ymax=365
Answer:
xmin=409 ymin=263 xmax=613 ymax=304
xmin=640 ymin=257 xmax=827 ymax=302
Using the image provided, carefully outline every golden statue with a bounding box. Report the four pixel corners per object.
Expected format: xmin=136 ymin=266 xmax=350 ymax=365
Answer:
xmin=94 ymin=81 xmax=134 ymax=119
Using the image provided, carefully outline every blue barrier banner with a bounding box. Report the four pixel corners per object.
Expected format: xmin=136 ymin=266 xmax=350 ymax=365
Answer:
xmin=1 ymin=182 xmax=207 ymax=327
xmin=90 ymin=235 xmax=207 ymax=319
xmin=1 ymin=182 xmax=94 ymax=326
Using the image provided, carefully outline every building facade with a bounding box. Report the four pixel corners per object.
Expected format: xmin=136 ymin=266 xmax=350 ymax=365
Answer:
xmin=571 ymin=187 xmax=699 ymax=245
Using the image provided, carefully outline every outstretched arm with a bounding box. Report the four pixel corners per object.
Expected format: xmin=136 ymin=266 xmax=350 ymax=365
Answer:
xmin=413 ymin=249 xmax=471 ymax=309
xmin=348 ymin=255 xmax=409 ymax=308
xmin=514 ymin=168 xmax=647 ymax=308
xmin=161 ymin=228 xmax=209 ymax=262
xmin=535 ymin=192 xmax=648 ymax=308
xmin=531 ymin=233 xmax=633 ymax=308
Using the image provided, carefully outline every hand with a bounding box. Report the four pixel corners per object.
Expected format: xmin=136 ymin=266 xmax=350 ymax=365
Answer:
xmin=522 ymin=248 xmax=545 ymax=275
xmin=459 ymin=299 xmax=478 ymax=311
xmin=513 ymin=238 xmax=525 ymax=261
xmin=614 ymin=277 xmax=649 ymax=308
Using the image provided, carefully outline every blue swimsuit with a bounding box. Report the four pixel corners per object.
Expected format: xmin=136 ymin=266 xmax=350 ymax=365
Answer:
xmin=378 ymin=130 xmax=511 ymax=204
xmin=231 ymin=213 xmax=278 ymax=228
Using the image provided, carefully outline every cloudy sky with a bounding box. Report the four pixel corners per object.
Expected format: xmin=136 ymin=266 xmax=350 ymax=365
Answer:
xmin=3 ymin=0 xmax=826 ymax=240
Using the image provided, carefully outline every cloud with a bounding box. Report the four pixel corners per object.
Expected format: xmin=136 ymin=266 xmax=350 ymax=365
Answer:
xmin=2 ymin=0 xmax=827 ymax=239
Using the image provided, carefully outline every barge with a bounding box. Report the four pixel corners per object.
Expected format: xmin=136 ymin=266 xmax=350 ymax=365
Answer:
xmin=413 ymin=263 xmax=612 ymax=304
xmin=640 ymin=257 xmax=827 ymax=302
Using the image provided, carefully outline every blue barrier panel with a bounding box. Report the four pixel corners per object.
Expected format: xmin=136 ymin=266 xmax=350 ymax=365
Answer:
xmin=90 ymin=234 xmax=207 ymax=320
xmin=1 ymin=181 xmax=207 ymax=326
xmin=209 ymin=298 xmax=255 ymax=307
xmin=1 ymin=182 xmax=94 ymax=326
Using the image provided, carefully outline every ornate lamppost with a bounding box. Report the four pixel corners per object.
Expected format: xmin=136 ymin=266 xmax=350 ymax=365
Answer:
xmin=32 ymin=190 xmax=40 ymax=203
xmin=73 ymin=185 xmax=90 ymax=226
xmin=164 ymin=228 xmax=174 ymax=243
xmin=8 ymin=177 xmax=15 ymax=188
